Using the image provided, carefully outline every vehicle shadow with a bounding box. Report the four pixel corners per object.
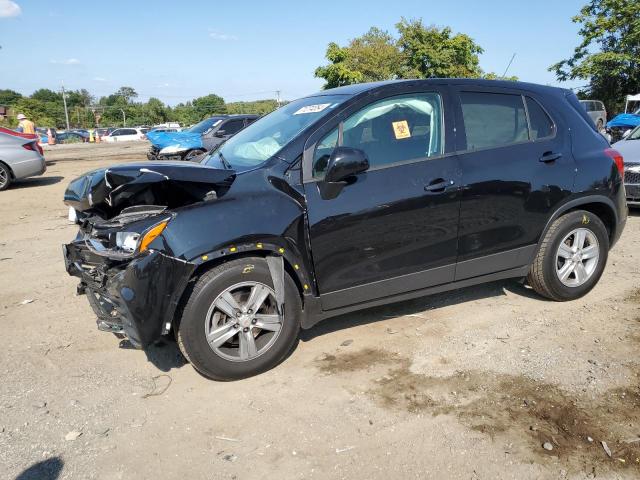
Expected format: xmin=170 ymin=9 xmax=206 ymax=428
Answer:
xmin=140 ymin=338 xmax=187 ymax=372
xmin=301 ymin=279 xmax=537 ymax=342
xmin=15 ymin=457 xmax=63 ymax=480
xmin=10 ymin=176 xmax=63 ymax=189
xmin=628 ymin=207 xmax=640 ymax=217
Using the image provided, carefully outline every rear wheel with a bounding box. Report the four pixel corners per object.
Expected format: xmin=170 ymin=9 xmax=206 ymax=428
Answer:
xmin=0 ymin=163 xmax=11 ymax=191
xmin=177 ymin=257 xmax=301 ymax=380
xmin=528 ymin=210 xmax=608 ymax=301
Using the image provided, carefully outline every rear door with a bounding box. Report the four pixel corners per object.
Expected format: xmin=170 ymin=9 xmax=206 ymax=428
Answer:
xmin=303 ymin=86 xmax=461 ymax=310
xmin=452 ymin=86 xmax=575 ymax=280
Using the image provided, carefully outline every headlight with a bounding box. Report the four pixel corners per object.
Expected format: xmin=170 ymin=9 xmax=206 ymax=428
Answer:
xmin=115 ymin=231 xmax=140 ymax=253
xmin=159 ymin=145 xmax=187 ymax=155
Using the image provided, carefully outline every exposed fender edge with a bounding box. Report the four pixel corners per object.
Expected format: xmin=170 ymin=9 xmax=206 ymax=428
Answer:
xmin=530 ymin=195 xmax=619 ymax=263
xmin=300 ymin=265 xmax=529 ymax=330
xmin=189 ymin=241 xmax=313 ymax=298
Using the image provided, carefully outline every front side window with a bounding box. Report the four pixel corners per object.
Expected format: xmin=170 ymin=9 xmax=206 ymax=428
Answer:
xmin=312 ymin=93 xmax=443 ymax=178
xmin=459 ymin=92 xmax=528 ymax=150
xmin=221 ymin=119 xmax=245 ymax=135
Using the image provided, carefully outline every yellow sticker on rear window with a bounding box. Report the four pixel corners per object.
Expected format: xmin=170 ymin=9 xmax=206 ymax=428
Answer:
xmin=392 ymin=120 xmax=411 ymax=139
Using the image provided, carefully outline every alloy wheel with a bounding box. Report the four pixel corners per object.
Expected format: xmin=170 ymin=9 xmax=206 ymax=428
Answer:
xmin=204 ymin=281 xmax=282 ymax=362
xmin=555 ymin=228 xmax=599 ymax=287
xmin=0 ymin=167 xmax=8 ymax=189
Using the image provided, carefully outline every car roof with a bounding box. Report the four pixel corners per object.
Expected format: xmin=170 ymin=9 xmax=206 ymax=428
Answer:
xmin=307 ymin=78 xmax=569 ymax=98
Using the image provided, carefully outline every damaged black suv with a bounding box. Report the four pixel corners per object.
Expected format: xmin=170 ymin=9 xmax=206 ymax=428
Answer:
xmin=63 ymin=79 xmax=627 ymax=380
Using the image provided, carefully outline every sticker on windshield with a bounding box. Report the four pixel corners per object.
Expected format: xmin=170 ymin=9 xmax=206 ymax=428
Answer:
xmin=294 ymin=103 xmax=332 ymax=115
xmin=392 ymin=120 xmax=411 ymax=139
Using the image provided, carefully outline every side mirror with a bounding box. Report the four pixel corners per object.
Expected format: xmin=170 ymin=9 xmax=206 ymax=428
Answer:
xmin=325 ymin=146 xmax=369 ymax=183
xmin=214 ymin=129 xmax=226 ymax=138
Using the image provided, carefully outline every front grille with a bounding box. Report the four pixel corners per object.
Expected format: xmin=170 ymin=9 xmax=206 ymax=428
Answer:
xmin=625 ymin=171 xmax=640 ymax=184
xmin=626 ymin=184 xmax=640 ymax=199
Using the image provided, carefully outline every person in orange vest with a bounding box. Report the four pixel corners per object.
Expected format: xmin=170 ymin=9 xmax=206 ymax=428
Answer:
xmin=16 ymin=113 xmax=36 ymax=134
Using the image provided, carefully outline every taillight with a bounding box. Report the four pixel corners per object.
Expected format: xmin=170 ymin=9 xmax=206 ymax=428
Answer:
xmin=22 ymin=141 xmax=43 ymax=156
xmin=604 ymin=148 xmax=624 ymax=178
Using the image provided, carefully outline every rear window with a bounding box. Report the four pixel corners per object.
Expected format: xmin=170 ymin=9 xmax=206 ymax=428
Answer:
xmin=459 ymin=92 xmax=528 ymax=150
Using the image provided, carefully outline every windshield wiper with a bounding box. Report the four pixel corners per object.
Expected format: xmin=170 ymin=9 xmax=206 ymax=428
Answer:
xmin=218 ymin=151 xmax=232 ymax=170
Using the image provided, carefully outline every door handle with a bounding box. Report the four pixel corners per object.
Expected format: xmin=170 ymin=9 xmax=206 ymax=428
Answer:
xmin=539 ymin=152 xmax=562 ymax=163
xmin=424 ymin=179 xmax=454 ymax=192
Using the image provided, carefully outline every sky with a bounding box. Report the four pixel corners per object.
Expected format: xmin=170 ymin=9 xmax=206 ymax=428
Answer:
xmin=0 ymin=0 xmax=588 ymax=105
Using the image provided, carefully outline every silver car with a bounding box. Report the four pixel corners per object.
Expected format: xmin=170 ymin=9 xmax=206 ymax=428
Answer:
xmin=579 ymin=99 xmax=607 ymax=131
xmin=0 ymin=128 xmax=46 ymax=191
xmin=612 ymin=125 xmax=640 ymax=206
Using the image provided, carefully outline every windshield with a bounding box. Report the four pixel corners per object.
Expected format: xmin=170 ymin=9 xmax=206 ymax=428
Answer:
xmin=203 ymin=95 xmax=348 ymax=169
xmin=187 ymin=117 xmax=225 ymax=134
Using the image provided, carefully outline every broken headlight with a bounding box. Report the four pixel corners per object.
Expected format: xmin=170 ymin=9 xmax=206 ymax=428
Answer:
xmin=115 ymin=231 xmax=140 ymax=253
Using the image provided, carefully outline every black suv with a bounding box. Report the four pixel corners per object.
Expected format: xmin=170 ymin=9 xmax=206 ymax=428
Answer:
xmin=63 ymin=79 xmax=627 ymax=380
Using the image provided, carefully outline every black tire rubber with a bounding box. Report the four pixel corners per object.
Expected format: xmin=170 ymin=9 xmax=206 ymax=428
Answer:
xmin=177 ymin=257 xmax=301 ymax=380
xmin=0 ymin=163 xmax=12 ymax=191
xmin=528 ymin=210 xmax=609 ymax=301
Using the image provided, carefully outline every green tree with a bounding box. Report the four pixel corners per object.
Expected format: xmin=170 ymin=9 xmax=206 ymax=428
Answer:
xmin=396 ymin=18 xmax=484 ymax=79
xmin=115 ymin=86 xmax=138 ymax=103
xmin=315 ymin=28 xmax=403 ymax=88
xmin=315 ymin=19 xmax=491 ymax=89
xmin=0 ymin=89 xmax=22 ymax=106
xmin=191 ymin=94 xmax=226 ymax=118
xmin=31 ymin=88 xmax=61 ymax=103
xmin=549 ymin=0 xmax=640 ymax=114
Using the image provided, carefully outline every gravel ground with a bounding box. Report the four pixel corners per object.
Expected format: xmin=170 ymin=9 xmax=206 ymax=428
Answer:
xmin=0 ymin=142 xmax=639 ymax=480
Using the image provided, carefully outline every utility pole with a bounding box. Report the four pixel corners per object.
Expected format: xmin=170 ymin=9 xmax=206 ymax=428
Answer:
xmin=61 ymin=81 xmax=70 ymax=130
xmin=276 ymin=90 xmax=281 ymax=108
xmin=120 ymin=108 xmax=126 ymax=126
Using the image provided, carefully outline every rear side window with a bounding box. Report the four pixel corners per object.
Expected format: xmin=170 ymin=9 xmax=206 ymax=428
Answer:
xmin=459 ymin=92 xmax=528 ymax=150
xmin=525 ymin=97 xmax=555 ymax=140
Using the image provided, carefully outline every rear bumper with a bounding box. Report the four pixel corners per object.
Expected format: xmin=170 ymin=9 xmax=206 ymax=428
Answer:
xmin=63 ymin=241 xmax=196 ymax=347
xmin=12 ymin=155 xmax=46 ymax=180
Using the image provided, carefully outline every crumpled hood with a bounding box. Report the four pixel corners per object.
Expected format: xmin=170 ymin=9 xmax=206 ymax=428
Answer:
xmin=64 ymin=161 xmax=235 ymax=219
xmin=146 ymin=130 xmax=203 ymax=150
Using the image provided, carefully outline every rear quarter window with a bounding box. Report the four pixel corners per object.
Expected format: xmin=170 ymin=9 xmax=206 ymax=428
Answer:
xmin=525 ymin=97 xmax=555 ymax=140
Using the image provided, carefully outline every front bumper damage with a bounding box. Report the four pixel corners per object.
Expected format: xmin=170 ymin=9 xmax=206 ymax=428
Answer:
xmin=63 ymin=240 xmax=195 ymax=348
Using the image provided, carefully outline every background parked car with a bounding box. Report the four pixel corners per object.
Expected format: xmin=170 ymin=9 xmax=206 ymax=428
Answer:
xmin=102 ymin=127 xmax=146 ymax=142
xmin=579 ymin=100 xmax=607 ymax=131
xmin=56 ymin=131 xmax=89 ymax=144
xmin=0 ymin=127 xmax=46 ymax=190
xmin=612 ymin=124 xmax=640 ymax=207
xmin=146 ymin=114 xmax=258 ymax=161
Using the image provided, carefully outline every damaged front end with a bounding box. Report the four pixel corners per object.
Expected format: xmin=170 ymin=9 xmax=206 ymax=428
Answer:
xmin=62 ymin=162 xmax=235 ymax=347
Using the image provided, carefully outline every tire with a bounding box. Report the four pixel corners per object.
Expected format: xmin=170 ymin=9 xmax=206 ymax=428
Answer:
xmin=528 ymin=210 xmax=609 ymax=301
xmin=0 ymin=163 xmax=12 ymax=191
xmin=177 ymin=257 xmax=301 ymax=380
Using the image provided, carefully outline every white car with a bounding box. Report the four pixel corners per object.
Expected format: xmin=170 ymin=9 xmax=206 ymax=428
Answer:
xmin=103 ymin=128 xmax=146 ymax=143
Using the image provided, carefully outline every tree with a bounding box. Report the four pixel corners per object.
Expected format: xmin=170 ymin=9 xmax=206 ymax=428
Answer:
xmin=31 ymin=88 xmax=61 ymax=103
xmin=549 ymin=0 xmax=640 ymax=114
xmin=115 ymin=86 xmax=138 ymax=103
xmin=0 ymin=89 xmax=22 ymax=106
xmin=315 ymin=28 xmax=403 ymax=88
xmin=191 ymin=94 xmax=226 ymax=118
xmin=396 ymin=18 xmax=484 ymax=79
xmin=315 ymin=19 xmax=490 ymax=89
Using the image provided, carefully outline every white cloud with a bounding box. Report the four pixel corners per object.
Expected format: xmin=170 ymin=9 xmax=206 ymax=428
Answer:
xmin=93 ymin=77 xmax=107 ymax=82
xmin=156 ymin=83 xmax=170 ymax=88
xmin=0 ymin=0 xmax=21 ymax=17
xmin=50 ymin=58 xmax=81 ymax=65
xmin=209 ymin=31 xmax=237 ymax=41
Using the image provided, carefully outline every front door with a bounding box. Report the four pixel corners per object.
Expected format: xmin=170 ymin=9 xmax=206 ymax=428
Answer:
xmin=303 ymin=88 xmax=461 ymax=311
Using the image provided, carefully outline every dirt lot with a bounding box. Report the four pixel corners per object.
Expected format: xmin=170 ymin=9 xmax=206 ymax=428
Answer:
xmin=1 ymin=142 xmax=639 ymax=480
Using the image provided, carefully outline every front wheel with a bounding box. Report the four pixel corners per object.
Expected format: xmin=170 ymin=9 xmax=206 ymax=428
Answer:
xmin=528 ymin=210 xmax=609 ymax=301
xmin=177 ymin=257 xmax=301 ymax=380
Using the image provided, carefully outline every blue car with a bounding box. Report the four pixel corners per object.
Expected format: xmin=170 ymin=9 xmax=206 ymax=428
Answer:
xmin=146 ymin=115 xmax=258 ymax=161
